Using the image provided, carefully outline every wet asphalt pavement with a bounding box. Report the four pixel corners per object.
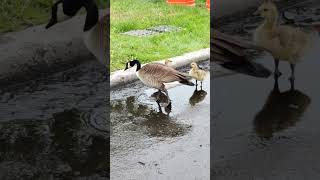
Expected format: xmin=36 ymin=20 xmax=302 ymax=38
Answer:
xmin=213 ymin=48 xmax=320 ymax=179
xmin=0 ymin=60 xmax=109 ymax=179
xmin=110 ymin=61 xmax=210 ymax=180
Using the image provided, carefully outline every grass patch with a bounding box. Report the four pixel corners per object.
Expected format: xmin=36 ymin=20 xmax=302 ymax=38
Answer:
xmin=0 ymin=0 xmax=108 ymax=33
xmin=110 ymin=0 xmax=210 ymax=71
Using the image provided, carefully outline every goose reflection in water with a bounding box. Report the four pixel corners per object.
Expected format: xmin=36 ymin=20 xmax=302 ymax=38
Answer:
xmin=151 ymin=91 xmax=172 ymax=115
xmin=189 ymin=86 xmax=207 ymax=106
xmin=111 ymin=94 xmax=190 ymax=138
xmin=254 ymin=77 xmax=311 ymax=139
xmin=0 ymin=109 xmax=109 ymax=179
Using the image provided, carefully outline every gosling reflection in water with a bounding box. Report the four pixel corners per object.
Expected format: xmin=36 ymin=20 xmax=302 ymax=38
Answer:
xmin=254 ymin=77 xmax=311 ymax=138
xmin=189 ymin=86 xmax=207 ymax=106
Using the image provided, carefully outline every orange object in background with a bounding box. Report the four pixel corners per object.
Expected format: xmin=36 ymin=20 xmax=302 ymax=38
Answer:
xmin=167 ymin=0 xmax=195 ymax=6
xmin=206 ymin=0 xmax=210 ymax=10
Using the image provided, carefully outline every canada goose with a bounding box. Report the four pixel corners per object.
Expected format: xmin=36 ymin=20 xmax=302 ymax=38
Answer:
xmin=253 ymin=0 xmax=311 ymax=82
xmin=124 ymin=59 xmax=194 ymax=100
xmin=189 ymin=62 xmax=208 ymax=88
xmin=211 ymin=29 xmax=272 ymax=78
xmin=46 ymin=0 xmax=109 ymax=65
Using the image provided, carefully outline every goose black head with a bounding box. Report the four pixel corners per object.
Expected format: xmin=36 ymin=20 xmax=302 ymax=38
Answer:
xmin=124 ymin=60 xmax=141 ymax=71
xmin=46 ymin=0 xmax=98 ymax=32
xmin=46 ymin=0 xmax=71 ymax=29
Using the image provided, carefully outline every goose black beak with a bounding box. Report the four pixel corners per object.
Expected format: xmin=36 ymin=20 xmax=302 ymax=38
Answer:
xmin=46 ymin=18 xmax=57 ymax=29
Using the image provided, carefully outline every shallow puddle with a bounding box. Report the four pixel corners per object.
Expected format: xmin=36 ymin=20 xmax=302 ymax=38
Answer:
xmin=0 ymin=60 xmax=109 ymax=179
xmin=110 ymin=61 xmax=210 ymax=180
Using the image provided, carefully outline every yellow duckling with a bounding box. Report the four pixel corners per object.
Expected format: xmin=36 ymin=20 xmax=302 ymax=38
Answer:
xmin=189 ymin=62 xmax=208 ymax=88
xmin=164 ymin=59 xmax=173 ymax=66
xmin=254 ymin=0 xmax=311 ymax=82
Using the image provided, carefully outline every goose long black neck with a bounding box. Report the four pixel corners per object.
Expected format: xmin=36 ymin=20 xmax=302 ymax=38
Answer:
xmin=62 ymin=0 xmax=82 ymax=16
xmin=59 ymin=0 xmax=99 ymax=32
xmin=82 ymin=0 xmax=99 ymax=32
xmin=131 ymin=60 xmax=141 ymax=71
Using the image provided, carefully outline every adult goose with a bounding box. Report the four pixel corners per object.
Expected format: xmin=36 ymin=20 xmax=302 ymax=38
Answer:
xmin=124 ymin=60 xmax=194 ymax=100
xmin=254 ymin=0 xmax=311 ymax=82
xmin=46 ymin=0 xmax=109 ymax=65
xmin=211 ymin=29 xmax=272 ymax=78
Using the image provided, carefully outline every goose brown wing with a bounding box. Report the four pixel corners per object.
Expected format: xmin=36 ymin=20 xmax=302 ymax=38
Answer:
xmin=211 ymin=29 xmax=271 ymax=78
xmin=140 ymin=63 xmax=188 ymax=83
xmin=212 ymin=30 xmax=266 ymax=51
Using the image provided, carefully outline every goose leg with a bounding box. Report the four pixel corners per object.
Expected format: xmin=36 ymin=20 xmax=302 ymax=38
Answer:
xmin=274 ymin=74 xmax=280 ymax=92
xmin=200 ymin=81 xmax=203 ymax=90
xmin=195 ymin=80 xmax=198 ymax=87
xmin=156 ymin=101 xmax=162 ymax=113
xmin=155 ymin=88 xmax=162 ymax=112
xmin=165 ymin=101 xmax=172 ymax=115
xmin=289 ymin=63 xmax=295 ymax=90
xmin=156 ymin=90 xmax=161 ymax=101
xmin=160 ymin=84 xmax=170 ymax=101
xmin=164 ymin=89 xmax=170 ymax=100
xmin=274 ymin=59 xmax=282 ymax=78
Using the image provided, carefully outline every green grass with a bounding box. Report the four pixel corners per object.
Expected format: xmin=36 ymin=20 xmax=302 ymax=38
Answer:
xmin=110 ymin=0 xmax=209 ymax=71
xmin=0 ymin=0 xmax=108 ymax=33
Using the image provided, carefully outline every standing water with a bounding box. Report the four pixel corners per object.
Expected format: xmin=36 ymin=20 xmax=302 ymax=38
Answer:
xmin=0 ymin=60 xmax=109 ymax=179
xmin=110 ymin=61 xmax=210 ymax=179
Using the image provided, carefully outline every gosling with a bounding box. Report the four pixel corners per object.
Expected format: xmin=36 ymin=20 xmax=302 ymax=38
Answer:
xmin=164 ymin=59 xmax=173 ymax=66
xmin=254 ymin=0 xmax=311 ymax=83
xmin=189 ymin=62 xmax=208 ymax=89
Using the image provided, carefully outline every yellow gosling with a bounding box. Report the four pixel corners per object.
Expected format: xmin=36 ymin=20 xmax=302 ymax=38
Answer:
xmin=164 ymin=59 xmax=173 ymax=66
xmin=189 ymin=62 xmax=208 ymax=88
xmin=254 ymin=0 xmax=311 ymax=82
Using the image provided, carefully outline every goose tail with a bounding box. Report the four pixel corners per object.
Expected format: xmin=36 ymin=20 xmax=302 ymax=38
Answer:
xmin=177 ymin=73 xmax=195 ymax=86
xmin=221 ymin=61 xmax=272 ymax=78
xmin=180 ymin=79 xmax=195 ymax=86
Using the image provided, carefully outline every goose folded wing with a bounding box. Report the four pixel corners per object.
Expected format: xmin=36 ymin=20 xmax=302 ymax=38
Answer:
xmin=211 ymin=30 xmax=271 ymax=78
xmin=212 ymin=29 xmax=267 ymax=51
xmin=141 ymin=64 xmax=188 ymax=83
